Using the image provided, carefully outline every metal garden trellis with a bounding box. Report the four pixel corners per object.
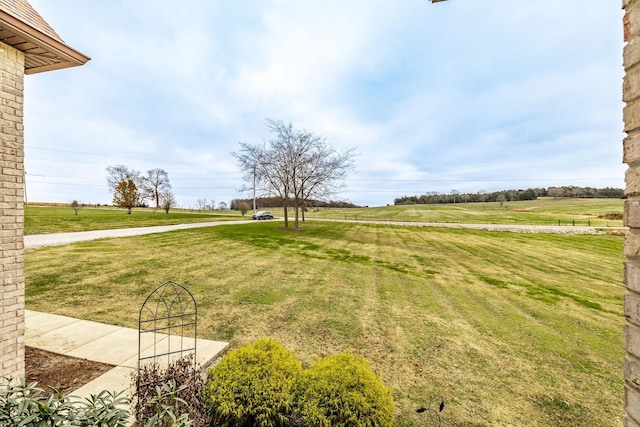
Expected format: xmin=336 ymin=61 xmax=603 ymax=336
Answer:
xmin=137 ymin=280 xmax=197 ymax=388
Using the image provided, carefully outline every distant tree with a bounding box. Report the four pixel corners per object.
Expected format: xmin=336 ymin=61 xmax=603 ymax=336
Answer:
xmin=520 ymin=189 xmax=537 ymax=200
xmin=196 ymin=198 xmax=207 ymax=211
xmin=106 ymin=165 xmax=140 ymax=192
xmin=496 ymin=193 xmax=506 ymax=208
xmin=451 ymin=189 xmax=459 ymax=203
xmin=141 ymin=168 xmax=171 ymax=208
xmin=70 ymin=200 xmax=81 ymax=215
xmin=571 ymin=187 xmax=584 ymax=198
xmin=160 ymin=191 xmax=176 ymax=214
xmin=106 ymin=165 xmax=143 ymax=209
xmin=547 ymin=187 xmax=564 ymax=198
xmin=113 ymin=179 xmax=139 ymax=214
xmin=236 ymin=201 xmax=251 ymax=216
xmin=218 ymin=201 xmax=228 ymax=210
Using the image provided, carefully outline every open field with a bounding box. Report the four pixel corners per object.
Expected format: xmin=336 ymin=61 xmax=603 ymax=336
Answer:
xmin=25 ymin=198 xmax=624 ymax=236
xmin=24 ymin=220 xmax=625 ymax=426
xmin=24 ymin=205 xmax=246 ymax=235
xmin=301 ymin=198 xmax=625 ymax=227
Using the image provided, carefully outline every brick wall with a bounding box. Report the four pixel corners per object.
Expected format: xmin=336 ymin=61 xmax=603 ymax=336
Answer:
xmin=0 ymin=42 xmax=25 ymax=379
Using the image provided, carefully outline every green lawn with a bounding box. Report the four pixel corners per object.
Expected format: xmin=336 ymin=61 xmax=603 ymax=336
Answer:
xmin=301 ymin=197 xmax=625 ymax=227
xmin=24 ymin=205 xmax=247 ymax=235
xmin=24 ymin=221 xmax=625 ymax=426
xmin=25 ymin=198 xmax=625 ymax=236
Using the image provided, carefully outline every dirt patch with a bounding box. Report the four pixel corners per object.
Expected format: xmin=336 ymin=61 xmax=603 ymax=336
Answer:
xmin=24 ymin=346 xmax=115 ymax=393
xmin=599 ymin=213 xmax=623 ymax=220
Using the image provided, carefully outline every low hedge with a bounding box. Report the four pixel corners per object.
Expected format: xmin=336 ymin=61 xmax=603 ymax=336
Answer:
xmin=205 ymin=339 xmax=395 ymax=426
xmin=293 ymin=351 xmax=395 ymax=427
xmin=204 ymin=337 xmax=303 ymax=427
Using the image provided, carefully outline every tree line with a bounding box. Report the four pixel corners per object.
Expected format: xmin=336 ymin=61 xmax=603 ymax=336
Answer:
xmin=106 ymin=165 xmax=175 ymax=213
xmin=394 ymin=186 xmax=625 ymax=206
xmin=233 ymin=119 xmax=355 ymax=230
xmin=230 ymin=197 xmax=359 ymax=211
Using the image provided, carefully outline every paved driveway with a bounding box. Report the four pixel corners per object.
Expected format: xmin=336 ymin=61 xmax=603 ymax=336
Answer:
xmin=24 ymin=220 xmax=256 ymax=249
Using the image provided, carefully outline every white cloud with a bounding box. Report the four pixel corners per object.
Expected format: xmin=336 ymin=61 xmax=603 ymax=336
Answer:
xmin=22 ymin=0 xmax=626 ymax=207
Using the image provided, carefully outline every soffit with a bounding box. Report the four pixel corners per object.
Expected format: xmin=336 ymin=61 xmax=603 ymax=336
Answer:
xmin=0 ymin=0 xmax=89 ymax=74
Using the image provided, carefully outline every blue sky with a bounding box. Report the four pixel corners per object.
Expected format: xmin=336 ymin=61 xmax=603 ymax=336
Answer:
xmin=23 ymin=0 xmax=624 ymax=208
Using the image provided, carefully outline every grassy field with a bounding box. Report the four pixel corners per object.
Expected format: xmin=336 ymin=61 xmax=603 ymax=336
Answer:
xmin=301 ymin=198 xmax=625 ymax=227
xmin=25 ymin=198 xmax=625 ymax=236
xmin=24 ymin=205 xmax=246 ymax=235
xmin=24 ymin=218 xmax=625 ymax=426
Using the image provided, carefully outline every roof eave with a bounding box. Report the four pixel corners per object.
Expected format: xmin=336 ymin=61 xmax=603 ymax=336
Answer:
xmin=0 ymin=9 xmax=90 ymax=74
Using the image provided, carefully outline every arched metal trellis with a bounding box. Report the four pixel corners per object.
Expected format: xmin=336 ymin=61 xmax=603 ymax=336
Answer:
xmin=137 ymin=281 xmax=197 ymax=380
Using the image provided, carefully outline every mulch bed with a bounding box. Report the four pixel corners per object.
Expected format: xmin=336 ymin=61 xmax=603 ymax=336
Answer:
xmin=24 ymin=346 xmax=115 ymax=393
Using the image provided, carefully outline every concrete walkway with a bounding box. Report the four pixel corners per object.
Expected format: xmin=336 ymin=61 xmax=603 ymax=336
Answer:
xmin=25 ymin=310 xmax=229 ymax=399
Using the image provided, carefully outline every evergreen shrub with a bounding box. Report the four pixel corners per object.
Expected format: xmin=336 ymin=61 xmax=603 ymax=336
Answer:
xmin=205 ymin=337 xmax=302 ymax=427
xmin=293 ymin=351 xmax=395 ymax=427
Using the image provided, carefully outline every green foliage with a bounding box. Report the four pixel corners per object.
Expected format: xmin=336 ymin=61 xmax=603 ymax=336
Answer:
xmin=24 ymin=205 xmax=241 ymax=235
xmin=140 ymin=380 xmax=192 ymax=427
xmin=204 ymin=341 xmax=395 ymax=426
xmin=205 ymin=338 xmax=302 ymax=427
xmin=132 ymin=355 xmax=208 ymax=427
xmin=0 ymin=376 xmax=130 ymax=426
xmin=293 ymin=351 xmax=395 ymax=427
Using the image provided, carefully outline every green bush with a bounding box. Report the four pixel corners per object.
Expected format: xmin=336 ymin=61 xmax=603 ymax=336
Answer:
xmin=205 ymin=337 xmax=303 ymax=427
xmin=293 ymin=351 xmax=395 ymax=427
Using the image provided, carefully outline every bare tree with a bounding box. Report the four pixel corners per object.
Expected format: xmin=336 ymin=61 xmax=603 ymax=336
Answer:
xmin=236 ymin=201 xmax=251 ymax=216
xmin=295 ymin=138 xmax=355 ymax=224
xmin=141 ymin=168 xmax=171 ymax=208
xmin=218 ymin=201 xmax=228 ymax=210
xmin=160 ymin=191 xmax=176 ymax=214
xmin=451 ymin=189 xmax=459 ymax=203
xmin=497 ymin=192 xmax=507 ymax=208
xmin=106 ymin=165 xmax=140 ymax=192
xmin=196 ymin=198 xmax=207 ymax=211
xmin=233 ymin=119 xmax=355 ymax=230
xmin=71 ymin=200 xmax=81 ymax=215
xmin=233 ymin=136 xmax=293 ymax=227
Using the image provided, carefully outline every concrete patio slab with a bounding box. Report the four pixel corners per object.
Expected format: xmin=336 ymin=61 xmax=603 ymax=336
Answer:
xmin=26 ymin=319 xmax=122 ymax=354
xmin=25 ymin=310 xmax=229 ymax=403
xmin=73 ymin=366 xmax=134 ymax=398
xmin=25 ymin=311 xmax=78 ymax=338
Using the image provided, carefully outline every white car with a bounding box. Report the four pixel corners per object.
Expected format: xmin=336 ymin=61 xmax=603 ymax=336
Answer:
xmin=252 ymin=211 xmax=274 ymax=220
